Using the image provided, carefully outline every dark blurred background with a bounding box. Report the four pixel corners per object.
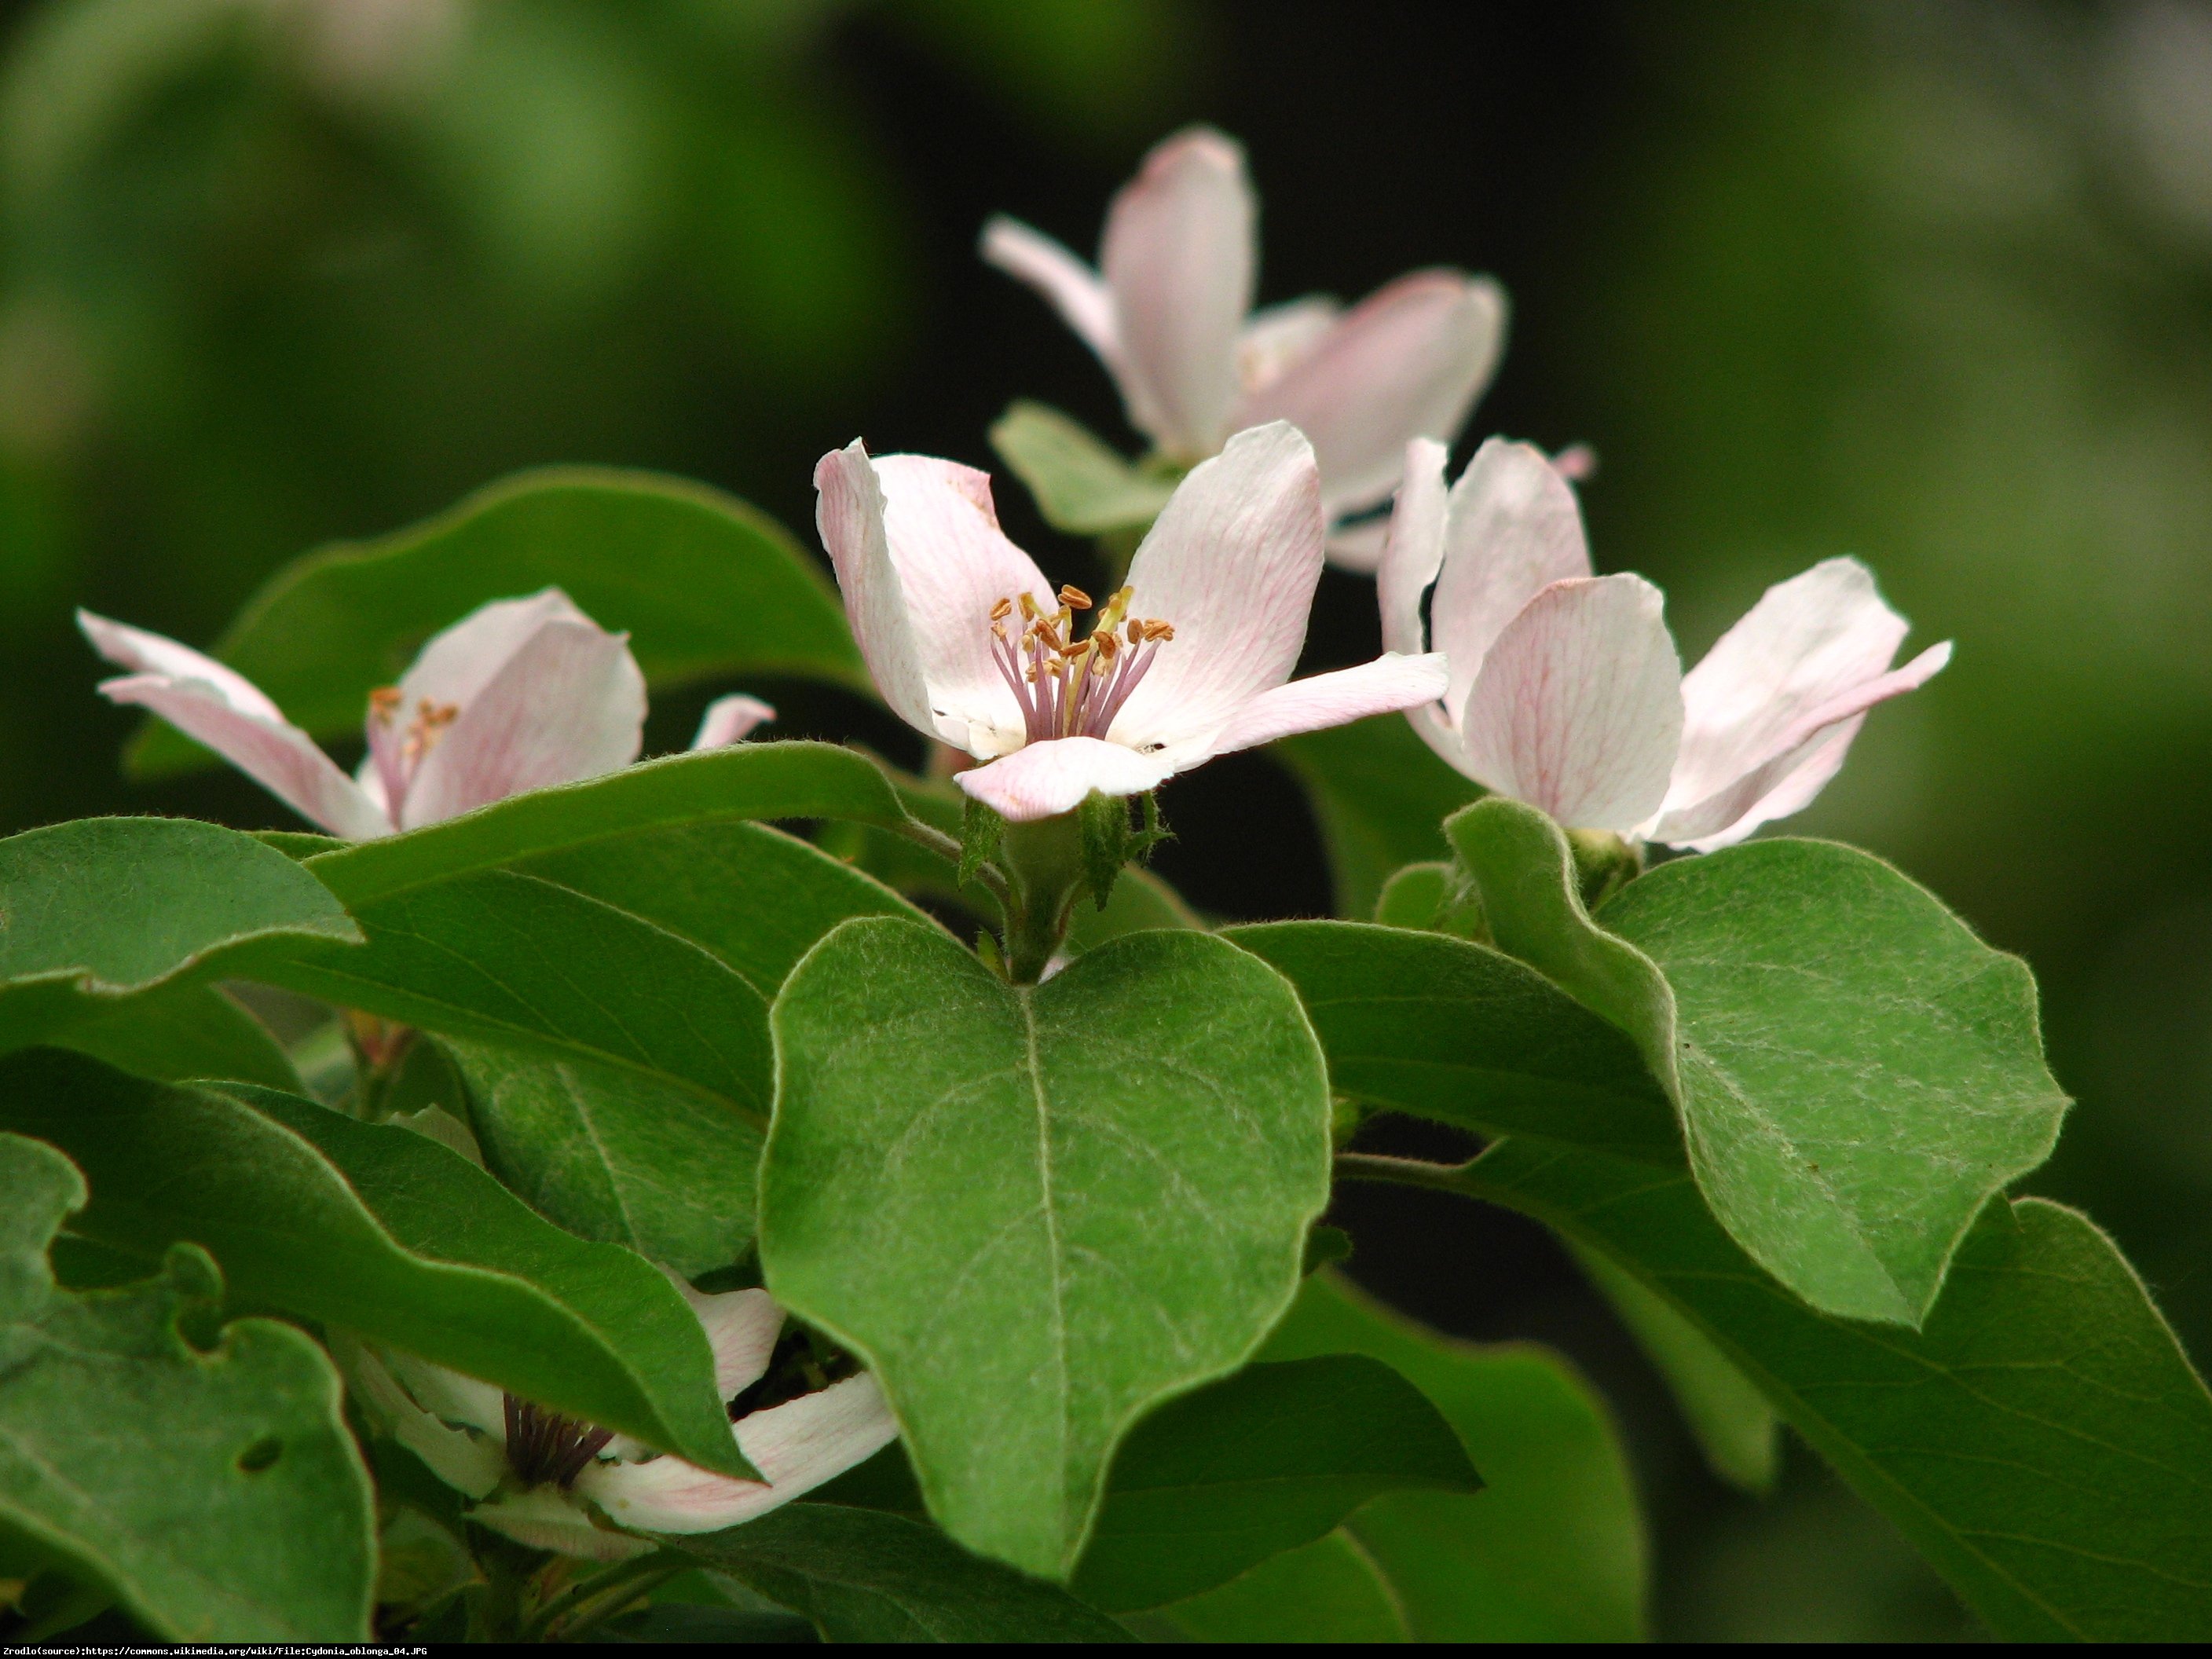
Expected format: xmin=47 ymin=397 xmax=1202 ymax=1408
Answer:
xmin=5 ymin=0 xmax=2209 ymax=1639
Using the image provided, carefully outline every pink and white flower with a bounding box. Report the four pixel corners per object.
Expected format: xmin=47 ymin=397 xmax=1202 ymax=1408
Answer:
xmin=816 ymin=422 xmax=1448 ymax=822
xmin=983 ymin=126 xmax=1506 ymax=568
xmin=79 ymin=590 xmax=774 ymax=839
xmin=1379 ymin=438 xmax=1951 ymax=850
xmin=338 ymin=1281 xmax=898 ymax=1561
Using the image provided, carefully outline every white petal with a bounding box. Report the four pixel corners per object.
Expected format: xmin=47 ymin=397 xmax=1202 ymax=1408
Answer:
xmin=1650 ymin=640 xmax=1951 ymax=849
xmin=1321 ymin=515 xmax=1391 ymax=574
xmin=78 ymin=610 xmax=286 ymax=722
xmin=815 ymin=441 xmax=941 ymax=743
xmin=954 ymin=736 xmax=1174 ymax=822
xmin=664 ymin=1277 xmax=783 ymax=1401
xmin=1101 ymin=126 xmax=1254 ymax=457
xmin=578 ymin=1375 xmax=899 ymax=1536
xmin=871 ymin=454 xmax=1058 ymax=759
xmin=690 ymin=694 xmax=776 ymax=750
xmin=1375 ymin=438 xmax=1451 ymax=658
xmin=1657 ymin=558 xmax=1928 ymax=826
xmin=472 ymin=1487 xmax=654 ymax=1562
xmin=93 ymin=673 xmax=390 ymax=840
xmin=330 ymin=1336 xmax=504 ymax=1500
xmin=383 ymin=1349 xmax=509 ymax=1441
xmin=1208 ymin=652 xmax=1450 ymax=756
xmin=399 ymin=619 xmax=646 ymax=827
xmin=1110 ymin=423 xmax=1325 ymax=758
xmin=1456 ymin=575 xmax=1684 ymax=832
xmin=1237 ymin=271 xmax=1507 ymax=523
xmin=1432 ymin=438 xmax=1593 ymax=727
xmin=1236 ymin=295 xmax=1340 ymax=394
xmin=398 ymin=589 xmax=595 ymax=713
xmin=980 ymin=214 xmax=1119 ymax=365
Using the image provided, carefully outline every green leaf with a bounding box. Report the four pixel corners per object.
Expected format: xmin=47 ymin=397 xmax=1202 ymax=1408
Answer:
xmin=763 ymin=919 xmax=1331 ymax=1578
xmin=1571 ymin=1243 xmax=1778 ymax=1492
xmin=1443 ymin=1140 xmax=2212 ymax=1641
xmin=988 ymin=400 xmax=1177 ymax=535
xmin=1258 ymin=1272 xmax=1649 ymax=1642
xmin=1157 ymin=1529 xmax=1410 ymax=1642
xmin=1071 ymin=1354 xmax=1480 ymax=1612
xmin=1064 ymin=865 xmax=1204 ymax=954
xmin=1450 ymin=799 xmax=2070 ymax=1324
xmin=57 ymin=981 xmax=303 ymax=1093
xmin=1273 ymin=715 xmax=1485 ymax=920
xmin=0 ymin=1132 xmax=375 ymax=1642
xmin=0 ymin=1051 xmax=748 ymax=1478
xmin=665 ymin=1504 xmax=1135 ymax=1643
xmin=1226 ymin=921 xmax=1676 ymax=1164
xmin=129 ymin=468 xmax=867 ymax=778
xmin=0 ymin=818 xmax=359 ymax=1057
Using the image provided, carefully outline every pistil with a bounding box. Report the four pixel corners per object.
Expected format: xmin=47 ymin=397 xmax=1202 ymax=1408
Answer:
xmin=989 ymin=586 xmax=1174 ymax=745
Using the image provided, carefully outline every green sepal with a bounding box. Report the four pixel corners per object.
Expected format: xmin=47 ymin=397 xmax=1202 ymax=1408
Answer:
xmin=958 ymin=794 xmax=1004 ymax=892
xmin=1077 ymin=792 xmax=1130 ymax=910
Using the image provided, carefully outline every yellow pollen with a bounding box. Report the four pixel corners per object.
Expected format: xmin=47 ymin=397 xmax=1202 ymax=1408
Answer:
xmin=368 ymin=686 xmax=403 ymax=723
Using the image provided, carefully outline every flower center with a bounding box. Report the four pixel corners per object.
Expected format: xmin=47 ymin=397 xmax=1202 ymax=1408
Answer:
xmin=502 ymin=1393 xmax=615 ymax=1490
xmin=989 ymin=584 xmax=1174 ymax=745
xmin=365 ymin=687 xmax=460 ymax=827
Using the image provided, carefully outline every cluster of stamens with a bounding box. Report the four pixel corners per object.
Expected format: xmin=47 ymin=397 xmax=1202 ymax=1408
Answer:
xmin=502 ymin=1394 xmax=614 ymax=1489
xmin=366 ymin=686 xmax=460 ymax=824
xmin=989 ymin=585 xmax=1174 ymax=744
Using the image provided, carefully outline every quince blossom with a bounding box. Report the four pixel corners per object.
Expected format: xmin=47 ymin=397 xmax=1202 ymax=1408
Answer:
xmin=983 ymin=126 xmax=1504 ymax=567
xmin=816 ymin=422 xmax=1448 ymax=822
xmin=339 ymin=1281 xmax=897 ymax=1561
xmin=79 ymin=590 xmax=774 ymax=839
xmin=1379 ymin=438 xmax=1951 ymax=850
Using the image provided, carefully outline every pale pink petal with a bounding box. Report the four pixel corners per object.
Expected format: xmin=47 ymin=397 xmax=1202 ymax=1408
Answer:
xmin=980 ymin=215 xmax=1119 ymax=365
xmin=578 ymin=1374 xmax=899 ymax=1536
xmin=1375 ymin=438 xmax=1451 ymax=658
xmin=1658 ymin=557 xmax=1928 ymax=821
xmin=1432 ymin=438 xmax=1593 ymax=727
xmin=955 ymin=737 xmax=1175 ymax=822
xmin=1109 ymin=423 xmax=1325 ymax=756
xmin=690 ymin=694 xmax=776 ymax=750
xmin=1456 ymin=575 xmax=1684 ymax=833
xmin=1322 ymin=515 xmax=1391 ymax=574
xmin=382 ymin=1350 xmax=509 ymax=1442
xmin=331 ymin=1337 xmax=504 ymax=1500
xmin=95 ymin=674 xmax=389 ymax=840
xmin=1236 ymin=295 xmax=1340 ymax=394
xmin=872 ymin=454 xmax=1057 ymax=760
xmin=472 ymin=1488 xmax=654 ymax=1562
xmin=815 ymin=441 xmax=941 ymax=744
xmin=664 ymin=1279 xmax=783 ymax=1401
xmin=399 ymin=589 xmax=595 ymax=712
xmin=1101 ymin=126 xmax=1254 ymax=457
xmin=78 ymin=610 xmax=286 ymax=722
xmin=1649 ymin=641 xmax=1950 ymax=849
xmin=1236 ymin=272 xmax=1507 ymax=525
xmin=400 ymin=620 xmax=646 ymax=827
xmin=1208 ymin=652 xmax=1450 ymax=756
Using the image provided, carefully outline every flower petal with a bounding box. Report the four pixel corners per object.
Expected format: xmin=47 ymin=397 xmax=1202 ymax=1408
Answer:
xmin=382 ymin=1349 xmax=509 ymax=1441
xmin=1237 ymin=271 xmax=1507 ymax=526
xmin=331 ymin=1336 xmax=505 ymax=1500
xmin=400 ymin=619 xmax=646 ymax=828
xmin=397 ymin=589 xmax=596 ymax=712
xmin=472 ymin=1487 xmax=655 ymax=1562
xmin=78 ymin=610 xmax=287 ymax=722
xmin=665 ymin=1278 xmax=783 ymax=1401
xmin=1322 ymin=515 xmax=1391 ymax=574
xmin=578 ymin=1375 xmax=899 ymax=1536
xmin=954 ymin=735 xmax=1174 ymax=822
xmin=1110 ymin=423 xmax=1325 ymax=760
xmin=1649 ymin=640 xmax=1951 ymax=850
xmin=690 ymin=694 xmax=776 ymax=750
xmin=980 ymin=214 xmax=1119 ymax=365
xmin=1375 ymin=438 xmax=1451 ymax=657
xmin=1456 ymin=574 xmax=1684 ymax=832
xmin=1101 ymin=126 xmax=1254 ymax=458
xmin=816 ymin=441 xmax=942 ymax=743
xmin=1236 ymin=295 xmax=1340 ymax=394
xmin=92 ymin=672 xmax=389 ymax=840
xmin=1208 ymin=651 xmax=1451 ymax=756
xmin=1431 ymin=438 xmax=1593 ymax=727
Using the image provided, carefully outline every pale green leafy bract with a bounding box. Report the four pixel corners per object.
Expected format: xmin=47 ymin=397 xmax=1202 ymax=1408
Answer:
xmin=762 ymin=918 xmax=1332 ymax=1579
xmin=0 ymin=1132 xmax=375 ymax=1643
xmin=128 ymin=469 xmax=867 ymax=778
xmin=1448 ymin=798 xmax=2069 ymax=1325
xmin=987 ymin=400 xmax=1177 ymax=535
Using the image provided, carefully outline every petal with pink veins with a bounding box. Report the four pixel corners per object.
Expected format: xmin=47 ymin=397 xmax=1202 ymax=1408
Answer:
xmin=1101 ymin=126 xmax=1254 ymax=458
xmin=663 ymin=1278 xmax=783 ymax=1401
xmin=1456 ymin=575 xmax=1684 ymax=833
xmin=1109 ymin=423 xmax=1325 ymax=759
xmin=1236 ymin=295 xmax=1340 ymax=394
xmin=1208 ymin=652 xmax=1450 ymax=757
xmin=956 ymin=737 xmax=1175 ymax=822
xmin=1375 ymin=439 xmax=1451 ymax=659
xmin=816 ymin=442 xmax=941 ymax=743
xmin=1431 ymin=438 xmax=1593 ymax=726
xmin=577 ymin=1375 xmax=899 ymax=1536
xmin=690 ymin=694 xmax=776 ymax=750
xmin=398 ymin=589 xmax=596 ymax=712
xmin=78 ymin=610 xmax=287 ymax=723
xmin=400 ymin=619 xmax=646 ymax=827
xmin=1237 ymin=271 xmax=1507 ymax=526
xmin=980 ymin=215 xmax=1119 ymax=366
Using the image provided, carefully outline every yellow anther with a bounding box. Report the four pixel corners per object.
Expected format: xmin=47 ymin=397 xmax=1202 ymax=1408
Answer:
xmin=368 ymin=686 xmax=403 ymax=722
xmin=990 ymin=596 xmax=1013 ymax=621
xmin=1018 ymin=593 xmax=1042 ymax=621
xmin=1058 ymin=585 xmax=1093 ymax=610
